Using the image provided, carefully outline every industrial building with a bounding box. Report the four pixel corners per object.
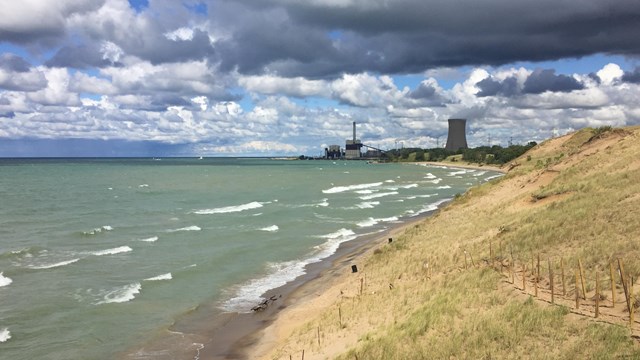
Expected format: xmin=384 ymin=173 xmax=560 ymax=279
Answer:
xmin=445 ymin=118 xmax=468 ymax=151
xmin=345 ymin=121 xmax=363 ymax=159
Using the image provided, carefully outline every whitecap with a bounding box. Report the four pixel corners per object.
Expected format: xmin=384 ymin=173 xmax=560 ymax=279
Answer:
xmin=138 ymin=184 xmax=149 ymax=188
xmin=357 ymin=216 xmax=399 ymax=228
xmin=194 ymin=201 xmax=263 ymax=215
xmin=260 ymin=225 xmax=279 ymax=232
xmin=30 ymin=258 xmax=80 ymax=270
xmin=384 ymin=179 xmax=395 ymax=183
xmin=0 ymin=273 xmax=12 ymax=287
xmin=316 ymin=199 xmax=329 ymax=207
xmin=0 ymin=328 xmax=10 ymax=343
xmin=322 ymin=182 xmax=383 ymax=194
xmin=355 ymin=190 xmax=374 ymax=194
xmin=167 ymin=226 xmax=201 ymax=232
xmin=448 ymin=170 xmax=471 ymax=176
xmin=427 ymin=178 xmax=443 ymax=184
xmin=424 ymin=173 xmax=437 ymax=179
xmin=485 ymin=174 xmax=503 ymax=181
xmin=400 ymin=183 xmax=419 ymax=189
xmin=145 ymin=273 xmax=172 ymax=281
xmin=319 ymin=228 xmax=356 ymax=240
xmin=355 ymin=201 xmax=380 ymax=209
xmin=90 ymin=246 xmax=132 ymax=256
xmin=97 ymin=282 xmax=141 ymax=304
xmin=436 ymin=185 xmax=452 ymax=189
xmin=409 ymin=198 xmax=452 ymax=216
xmin=139 ymin=236 xmax=158 ymax=242
xmin=359 ymin=191 xmax=399 ymax=200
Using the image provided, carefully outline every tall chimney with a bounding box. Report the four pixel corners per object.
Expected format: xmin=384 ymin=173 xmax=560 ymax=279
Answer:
xmin=445 ymin=119 xmax=468 ymax=151
xmin=353 ymin=121 xmax=356 ymax=142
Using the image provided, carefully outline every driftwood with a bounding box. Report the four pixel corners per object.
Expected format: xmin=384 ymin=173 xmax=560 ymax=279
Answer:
xmin=251 ymin=294 xmax=281 ymax=312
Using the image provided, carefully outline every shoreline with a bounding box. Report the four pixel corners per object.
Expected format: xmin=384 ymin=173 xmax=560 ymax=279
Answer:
xmin=416 ymin=161 xmax=506 ymax=173
xmin=199 ymin=209 xmax=446 ymax=359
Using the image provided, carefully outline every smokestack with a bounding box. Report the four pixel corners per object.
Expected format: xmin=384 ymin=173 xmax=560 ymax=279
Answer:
xmin=353 ymin=121 xmax=356 ymax=142
xmin=445 ymin=119 xmax=468 ymax=151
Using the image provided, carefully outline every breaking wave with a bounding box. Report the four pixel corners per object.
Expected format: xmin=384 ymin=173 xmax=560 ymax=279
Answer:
xmin=322 ymin=182 xmax=383 ymax=194
xmin=0 ymin=273 xmax=12 ymax=287
xmin=0 ymin=328 xmax=10 ymax=343
xmin=29 ymin=258 xmax=80 ymax=270
xmin=145 ymin=273 xmax=172 ymax=281
xmin=97 ymin=282 xmax=141 ymax=304
xmin=194 ymin=201 xmax=263 ymax=215
xmin=260 ymin=225 xmax=279 ymax=232
xmin=90 ymin=246 xmax=132 ymax=256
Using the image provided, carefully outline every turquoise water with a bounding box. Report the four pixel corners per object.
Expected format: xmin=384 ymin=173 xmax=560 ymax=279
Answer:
xmin=0 ymin=158 xmax=500 ymax=359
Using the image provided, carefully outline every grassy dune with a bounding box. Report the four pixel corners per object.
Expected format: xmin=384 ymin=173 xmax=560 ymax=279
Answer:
xmin=259 ymin=126 xmax=640 ymax=360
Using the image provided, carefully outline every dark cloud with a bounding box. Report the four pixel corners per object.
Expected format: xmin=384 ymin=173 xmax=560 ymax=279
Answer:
xmin=209 ymin=0 xmax=640 ymax=77
xmin=0 ymin=53 xmax=31 ymax=72
xmin=46 ymin=45 xmax=120 ymax=69
xmin=622 ymin=67 xmax=640 ymax=83
xmin=0 ymin=111 xmax=15 ymax=118
xmin=476 ymin=77 xmax=519 ymax=97
xmin=407 ymin=82 xmax=449 ymax=106
xmin=477 ymin=69 xmax=583 ymax=97
xmin=523 ymin=69 xmax=583 ymax=94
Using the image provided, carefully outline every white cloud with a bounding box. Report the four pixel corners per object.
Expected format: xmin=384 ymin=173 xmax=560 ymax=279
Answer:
xmin=100 ymin=40 xmax=124 ymax=63
xmin=240 ymin=75 xmax=330 ymax=98
xmin=597 ymin=63 xmax=624 ymax=86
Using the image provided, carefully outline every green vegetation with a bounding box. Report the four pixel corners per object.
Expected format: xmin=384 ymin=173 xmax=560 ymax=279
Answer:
xmin=387 ymin=142 xmax=537 ymax=165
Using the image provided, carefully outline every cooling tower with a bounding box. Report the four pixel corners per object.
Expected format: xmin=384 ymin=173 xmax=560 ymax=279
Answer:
xmin=445 ymin=118 xmax=468 ymax=151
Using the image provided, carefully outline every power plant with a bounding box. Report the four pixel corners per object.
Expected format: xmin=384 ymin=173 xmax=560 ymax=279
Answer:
xmin=323 ymin=121 xmax=383 ymax=160
xmin=445 ymin=118 xmax=468 ymax=151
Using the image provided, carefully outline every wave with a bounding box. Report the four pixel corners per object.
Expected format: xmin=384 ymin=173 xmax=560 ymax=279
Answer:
xmin=355 ymin=190 xmax=374 ymax=194
xmin=316 ymin=198 xmax=329 ymax=207
xmin=0 ymin=328 xmax=10 ymax=343
xmin=408 ymin=198 xmax=452 ymax=217
xmin=138 ymin=184 xmax=149 ymax=188
xmin=97 ymin=282 xmax=141 ymax=304
xmin=220 ymin=228 xmax=359 ymax=312
xmin=473 ymin=171 xmax=487 ymax=177
xmin=448 ymin=170 xmax=471 ymax=176
xmin=194 ymin=201 xmax=263 ymax=215
xmin=260 ymin=225 xmax=279 ymax=232
xmin=424 ymin=173 xmax=437 ymax=179
xmin=167 ymin=226 xmax=201 ymax=232
xmin=139 ymin=236 xmax=158 ymax=242
xmin=29 ymin=258 xmax=80 ymax=270
xmin=436 ymin=185 xmax=452 ymax=189
xmin=357 ymin=216 xmax=399 ymax=228
xmin=399 ymin=183 xmax=419 ymax=189
xmin=427 ymin=178 xmax=442 ymax=184
xmin=355 ymin=201 xmax=380 ymax=209
xmin=384 ymin=179 xmax=396 ymax=183
xmin=90 ymin=246 xmax=132 ymax=256
xmin=359 ymin=191 xmax=399 ymax=200
xmin=485 ymin=174 xmax=503 ymax=181
xmin=0 ymin=272 xmax=12 ymax=287
xmin=83 ymin=225 xmax=114 ymax=235
xmin=322 ymin=182 xmax=383 ymax=194
xmin=145 ymin=273 xmax=172 ymax=281
xmin=407 ymin=194 xmax=435 ymax=200
xmin=0 ymin=246 xmax=47 ymax=260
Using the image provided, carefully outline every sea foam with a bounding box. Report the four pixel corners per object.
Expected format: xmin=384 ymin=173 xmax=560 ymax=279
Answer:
xmin=221 ymin=228 xmax=359 ymax=312
xmin=97 ymin=282 xmax=141 ymax=304
xmin=145 ymin=273 xmax=172 ymax=281
xmin=90 ymin=246 xmax=132 ymax=256
xmin=356 ymin=216 xmax=399 ymax=228
xmin=194 ymin=201 xmax=263 ymax=215
xmin=139 ymin=236 xmax=159 ymax=242
xmin=0 ymin=272 xmax=12 ymax=287
xmin=168 ymin=226 xmax=201 ymax=232
xmin=322 ymin=182 xmax=383 ymax=194
xmin=355 ymin=201 xmax=380 ymax=209
xmin=83 ymin=225 xmax=114 ymax=235
xmin=359 ymin=191 xmax=399 ymax=200
xmin=260 ymin=225 xmax=279 ymax=232
xmin=0 ymin=328 xmax=10 ymax=343
xmin=30 ymin=258 xmax=80 ymax=270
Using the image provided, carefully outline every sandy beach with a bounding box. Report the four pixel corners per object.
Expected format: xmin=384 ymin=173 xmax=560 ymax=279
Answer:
xmin=198 ymin=213 xmax=434 ymax=359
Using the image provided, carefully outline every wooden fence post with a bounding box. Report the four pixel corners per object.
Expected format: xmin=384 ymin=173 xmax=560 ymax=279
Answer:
xmin=575 ymin=269 xmax=580 ymax=309
xmin=549 ymin=258 xmax=554 ymax=304
xmin=578 ymin=259 xmax=587 ymax=300
xmin=595 ymin=271 xmax=600 ymax=318
xmin=610 ymin=262 xmax=616 ymax=306
xmin=561 ymin=258 xmax=566 ymax=296
xmin=630 ymin=277 xmax=635 ymax=326
xmin=619 ymin=258 xmax=630 ymax=313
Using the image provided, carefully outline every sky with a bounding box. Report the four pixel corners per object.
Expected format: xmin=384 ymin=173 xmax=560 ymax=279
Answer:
xmin=1 ymin=0 xmax=639 ymax=157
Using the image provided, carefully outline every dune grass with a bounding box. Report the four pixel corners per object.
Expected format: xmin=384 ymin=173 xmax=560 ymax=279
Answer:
xmin=267 ymin=126 xmax=640 ymax=359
